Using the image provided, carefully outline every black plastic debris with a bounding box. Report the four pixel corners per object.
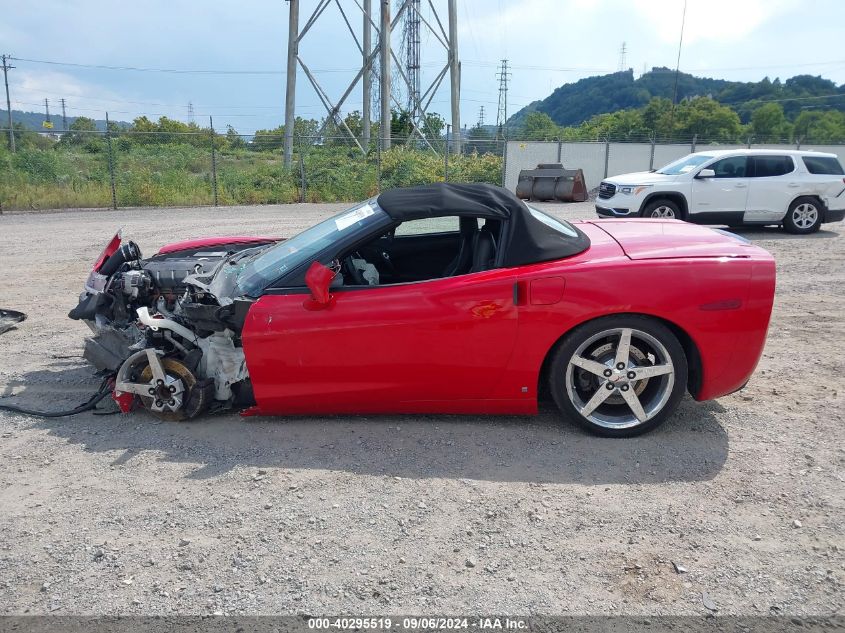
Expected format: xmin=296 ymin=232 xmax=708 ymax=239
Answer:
xmin=0 ymin=309 xmax=27 ymax=335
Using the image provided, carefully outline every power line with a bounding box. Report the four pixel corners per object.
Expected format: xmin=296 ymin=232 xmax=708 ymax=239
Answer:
xmin=669 ymin=0 xmax=687 ymax=133
xmin=8 ymin=56 xmax=360 ymax=75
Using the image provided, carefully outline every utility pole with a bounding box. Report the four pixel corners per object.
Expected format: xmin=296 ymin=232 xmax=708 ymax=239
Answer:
xmin=283 ymin=0 xmax=299 ymax=168
xmin=362 ymin=0 xmax=372 ymax=151
xmin=496 ymin=59 xmax=510 ymax=141
xmin=668 ymin=0 xmax=687 ymax=137
xmin=60 ymin=98 xmax=67 ymax=131
xmin=1 ymin=54 xmax=14 ymax=152
xmin=44 ymin=98 xmax=51 ymax=128
xmin=105 ymin=112 xmax=117 ymax=210
xmin=448 ymin=0 xmax=461 ymax=154
xmin=379 ymin=0 xmax=391 ymax=151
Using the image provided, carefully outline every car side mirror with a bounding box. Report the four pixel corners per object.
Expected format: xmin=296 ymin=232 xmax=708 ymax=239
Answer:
xmin=303 ymin=261 xmax=336 ymax=311
xmin=697 ymin=168 xmax=716 ymax=179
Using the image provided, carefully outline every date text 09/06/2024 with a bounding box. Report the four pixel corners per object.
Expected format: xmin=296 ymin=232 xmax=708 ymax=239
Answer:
xmin=307 ymin=617 xmax=528 ymax=630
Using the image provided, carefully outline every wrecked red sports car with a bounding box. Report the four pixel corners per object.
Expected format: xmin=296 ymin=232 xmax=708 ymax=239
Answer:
xmin=69 ymin=183 xmax=775 ymax=436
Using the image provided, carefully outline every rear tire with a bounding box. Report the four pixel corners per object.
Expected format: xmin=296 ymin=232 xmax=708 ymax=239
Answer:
xmin=783 ymin=197 xmax=822 ymax=234
xmin=642 ymin=199 xmax=682 ymax=219
xmin=548 ymin=315 xmax=688 ymax=437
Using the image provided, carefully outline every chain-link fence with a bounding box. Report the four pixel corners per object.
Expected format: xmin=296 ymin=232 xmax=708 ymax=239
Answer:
xmin=0 ymin=128 xmax=507 ymax=211
xmin=2 ymin=127 xmax=844 ymax=212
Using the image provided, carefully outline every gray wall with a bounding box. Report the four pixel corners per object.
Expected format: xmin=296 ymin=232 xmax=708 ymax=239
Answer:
xmin=504 ymin=141 xmax=845 ymax=193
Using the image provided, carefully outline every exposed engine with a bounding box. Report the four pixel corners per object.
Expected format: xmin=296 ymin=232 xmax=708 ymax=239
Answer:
xmin=69 ymin=232 xmax=278 ymax=420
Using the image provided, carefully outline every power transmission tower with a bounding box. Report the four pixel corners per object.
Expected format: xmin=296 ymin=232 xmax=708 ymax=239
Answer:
xmin=1 ymin=54 xmax=14 ymax=152
xmin=187 ymin=101 xmax=195 ymax=124
xmin=618 ymin=41 xmax=627 ymax=72
xmin=477 ymin=105 xmax=485 ymax=127
xmin=401 ymin=0 xmax=421 ymax=115
xmin=282 ymin=0 xmax=461 ymax=166
xmin=495 ymin=59 xmax=510 ymax=141
xmin=59 ymin=98 xmax=67 ymax=131
xmin=44 ymin=98 xmax=51 ymax=126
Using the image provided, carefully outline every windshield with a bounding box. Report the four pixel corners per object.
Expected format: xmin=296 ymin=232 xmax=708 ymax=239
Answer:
xmin=236 ymin=200 xmax=387 ymax=295
xmin=656 ymin=154 xmax=714 ymax=175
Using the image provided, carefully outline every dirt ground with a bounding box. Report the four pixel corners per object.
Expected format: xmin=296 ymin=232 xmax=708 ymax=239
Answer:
xmin=0 ymin=201 xmax=842 ymax=617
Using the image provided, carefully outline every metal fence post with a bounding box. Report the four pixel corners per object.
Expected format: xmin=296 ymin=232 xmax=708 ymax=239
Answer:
xmin=209 ymin=116 xmax=218 ymax=207
xmin=105 ymin=112 xmax=117 ymax=210
xmin=298 ymin=148 xmax=306 ymax=203
xmin=376 ymin=139 xmax=382 ymax=193
xmin=691 ymin=134 xmax=697 ymax=154
xmin=501 ymin=140 xmax=508 ymax=188
xmin=747 ymin=136 xmax=753 ymax=149
xmin=444 ymin=125 xmax=450 ymax=182
xmin=603 ymin=138 xmax=610 ymax=179
xmin=556 ymin=139 xmax=562 ymax=164
xmin=649 ymin=134 xmax=656 ymax=171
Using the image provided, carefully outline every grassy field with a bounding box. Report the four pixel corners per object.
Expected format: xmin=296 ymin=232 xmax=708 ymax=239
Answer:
xmin=0 ymin=143 xmax=503 ymax=210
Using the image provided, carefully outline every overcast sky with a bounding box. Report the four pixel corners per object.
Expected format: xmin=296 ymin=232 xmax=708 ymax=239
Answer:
xmin=2 ymin=0 xmax=844 ymax=133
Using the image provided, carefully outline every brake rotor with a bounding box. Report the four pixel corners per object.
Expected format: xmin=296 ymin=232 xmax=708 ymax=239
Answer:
xmin=138 ymin=358 xmax=197 ymax=422
xmin=578 ymin=342 xmax=650 ymax=405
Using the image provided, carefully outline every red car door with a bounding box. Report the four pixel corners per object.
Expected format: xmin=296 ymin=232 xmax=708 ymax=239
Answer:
xmin=241 ymin=268 xmax=519 ymax=414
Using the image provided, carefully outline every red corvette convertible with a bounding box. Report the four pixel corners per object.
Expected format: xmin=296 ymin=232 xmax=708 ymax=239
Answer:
xmin=69 ymin=183 xmax=775 ymax=437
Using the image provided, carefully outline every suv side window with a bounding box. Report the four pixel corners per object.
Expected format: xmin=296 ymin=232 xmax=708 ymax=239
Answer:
xmin=802 ymin=156 xmax=845 ymax=175
xmin=751 ymin=155 xmax=794 ymax=178
xmin=709 ymin=156 xmax=749 ymax=178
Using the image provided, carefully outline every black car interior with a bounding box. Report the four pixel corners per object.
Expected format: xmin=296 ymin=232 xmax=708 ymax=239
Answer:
xmin=340 ymin=216 xmax=503 ymax=286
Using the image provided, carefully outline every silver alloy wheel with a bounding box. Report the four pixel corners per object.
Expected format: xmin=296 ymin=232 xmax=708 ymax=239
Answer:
xmin=792 ymin=202 xmax=818 ymax=229
xmin=565 ymin=327 xmax=675 ymax=429
xmin=649 ymin=205 xmax=676 ymax=218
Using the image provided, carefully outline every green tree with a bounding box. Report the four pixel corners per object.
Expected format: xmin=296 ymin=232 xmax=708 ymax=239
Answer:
xmin=521 ymin=112 xmax=560 ymax=140
xmin=750 ymin=103 xmax=792 ymax=142
xmin=793 ymin=110 xmax=845 ymax=143
xmin=59 ymin=116 xmax=97 ymax=145
xmin=673 ymin=97 xmax=743 ymax=142
xmin=251 ymin=117 xmax=320 ymax=152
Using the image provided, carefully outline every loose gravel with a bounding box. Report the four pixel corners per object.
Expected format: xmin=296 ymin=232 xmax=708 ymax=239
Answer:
xmin=0 ymin=201 xmax=842 ymax=616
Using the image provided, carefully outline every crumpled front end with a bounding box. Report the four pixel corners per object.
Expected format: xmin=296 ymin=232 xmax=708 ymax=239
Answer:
xmin=69 ymin=231 xmax=278 ymax=419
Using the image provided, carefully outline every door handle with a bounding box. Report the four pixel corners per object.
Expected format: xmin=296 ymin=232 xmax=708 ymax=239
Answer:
xmin=788 ymin=183 xmax=800 ymax=188
xmin=735 ymin=183 xmax=747 ymax=188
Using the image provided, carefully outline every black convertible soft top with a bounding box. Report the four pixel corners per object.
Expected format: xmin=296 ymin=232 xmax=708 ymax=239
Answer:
xmin=377 ymin=183 xmax=590 ymax=267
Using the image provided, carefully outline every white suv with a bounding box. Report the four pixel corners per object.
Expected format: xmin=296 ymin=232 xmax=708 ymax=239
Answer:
xmin=596 ymin=149 xmax=845 ymax=234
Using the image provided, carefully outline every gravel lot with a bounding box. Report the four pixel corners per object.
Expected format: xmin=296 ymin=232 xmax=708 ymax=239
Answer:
xmin=0 ymin=201 xmax=842 ymax=616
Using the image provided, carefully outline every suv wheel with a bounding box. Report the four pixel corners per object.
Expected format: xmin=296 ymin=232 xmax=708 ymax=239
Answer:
xmin=783 ymin=197 xmax=822 ymax=234
xmin=642 ymin=199 xmax=681 ymax=219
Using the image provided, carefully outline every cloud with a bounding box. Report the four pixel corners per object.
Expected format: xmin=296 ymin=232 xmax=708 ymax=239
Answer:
xmin=11 ymin=70 xmax=116 ymax=109
xmin=8 ymin=69 xmax=182 ymax=121
xmin=630 ymin=0 xmax=802 ymax=45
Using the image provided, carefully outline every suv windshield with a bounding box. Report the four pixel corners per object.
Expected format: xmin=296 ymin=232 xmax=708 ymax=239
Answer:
xmin=656 ymin=154 xmax=714 ymax=175
xmin=236 ymin=200 xmax=388 ymax=295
